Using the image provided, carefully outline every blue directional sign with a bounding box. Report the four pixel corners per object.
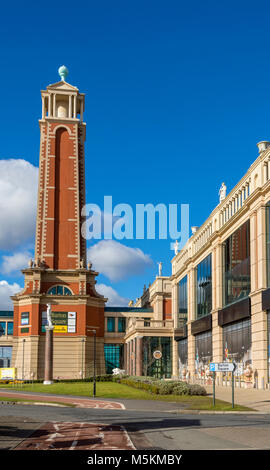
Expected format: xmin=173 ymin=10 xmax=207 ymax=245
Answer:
xmin=209 ymin=362 xmax=236 ymax=372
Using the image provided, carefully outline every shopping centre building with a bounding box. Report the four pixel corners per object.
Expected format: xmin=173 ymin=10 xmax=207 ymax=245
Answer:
xmin=1 ymin=70 xmax=270 ymax=389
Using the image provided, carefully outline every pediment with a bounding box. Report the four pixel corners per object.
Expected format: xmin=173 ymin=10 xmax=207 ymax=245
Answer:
xmin=47 ymin=80 xmax=78 ymax=92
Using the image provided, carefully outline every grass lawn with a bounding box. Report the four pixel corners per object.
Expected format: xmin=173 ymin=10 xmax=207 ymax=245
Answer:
xmin=0 ymin=395 xmax=75 ymax=407
xmin=0 ymin=381 xmax=254 ymax=411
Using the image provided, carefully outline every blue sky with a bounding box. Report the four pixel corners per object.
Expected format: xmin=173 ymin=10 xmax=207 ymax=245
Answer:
xmin=1 ymin=0 xmax=270 ymax=307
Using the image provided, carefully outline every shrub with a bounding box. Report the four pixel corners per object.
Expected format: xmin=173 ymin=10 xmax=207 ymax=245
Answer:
xmin=158 ymin=382 xmax=175 ymax=395
xmin=172 ymin=383 xmax=190 ymax=395
xmin=117 ymin=376 xmax=207 ymax=396
xmin=188 ymin=384 xmax=207 ymax=396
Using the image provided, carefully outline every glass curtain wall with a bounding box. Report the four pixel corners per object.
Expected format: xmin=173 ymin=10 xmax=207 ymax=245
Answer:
xmin=0 ymin=346 xmax=12 ymax=367
xmin=178 ymin=275 xmax=188 ymax=327
xmin=196 ymin=254 xmax=212 ymax=318
xmin=104 ymin=344 xmax=124 ymax=374
xmin=224 ymin=220 xmax=250 ymax=306
xmin=178 ymin=338 xmax=188 ymax=379
xmin=142 ymin=337 xmax=172 ymax=378
xmin=222 ymin=319 xmax=252 ymax=378
xmin=195 ymin=331 xmax=212 ymax=378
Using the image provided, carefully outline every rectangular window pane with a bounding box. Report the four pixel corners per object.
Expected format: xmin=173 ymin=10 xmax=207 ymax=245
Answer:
xmin=178 ymin=275 xmax=188 ymax=327
xmin=118 ymin=317 xmax=126 ymax=333
xmin=196 ymin=254 xmax=212 ymax=318
xmin=195 ymin=331 xmax=212 ymax=376
xmin=7 ymin=322 xmax=13 ymax=335
xmin=21 ymin=312 xmax=29 ymax=326
xmin=0 ymin=322 xmax=6 ymax=335
xmin=224 ymin=220 xmax=250 ymax=306
xmin=0 ymin=346 xmax=12 ymax=367
xmin=107 ymin=317 xmax=115 ymax=332
xmin=104 ymin=344 xmax=124 ymax=373
xmin=223 ymin=319 xmax=252 ymax=377
xmin=178 ymin=338 xmax=188 ymax=380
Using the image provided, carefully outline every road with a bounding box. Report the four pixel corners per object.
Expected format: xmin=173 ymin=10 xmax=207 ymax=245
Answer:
xmin=0 ymin=402 xmax=270 ymax=451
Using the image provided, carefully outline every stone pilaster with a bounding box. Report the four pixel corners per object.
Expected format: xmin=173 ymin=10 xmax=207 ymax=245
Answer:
xmin=172 ymin=338 xmax=179 ymax=378
xmin=187 ymin=268 xmax=196 ymax=379
xmin=212 ymin=243 xmax=223 ymax=383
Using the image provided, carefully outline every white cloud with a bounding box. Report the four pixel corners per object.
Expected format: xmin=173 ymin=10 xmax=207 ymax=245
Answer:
xmin=88 ymin=240 xmax=152 ymax=281
xmin=1 ymin=251 xmax=32 ymax=275
xmin=0 ymin=159 xmax=38 ymax=250
xmin=0 ymin=280 xmax=21 ymax=310
xmin=95 ymin=283 xmax=129 ymax=307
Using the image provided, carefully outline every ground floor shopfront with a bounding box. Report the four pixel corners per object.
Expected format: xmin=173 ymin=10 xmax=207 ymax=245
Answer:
xmin=176 ymin=309 xmax=270 ymax=388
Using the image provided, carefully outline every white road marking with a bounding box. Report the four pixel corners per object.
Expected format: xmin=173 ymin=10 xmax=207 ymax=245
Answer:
xmin=70 ymin=422 xmax=84 ymax=450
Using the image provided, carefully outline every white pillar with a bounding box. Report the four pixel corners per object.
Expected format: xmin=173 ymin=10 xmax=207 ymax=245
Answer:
xmin=53 ymin=94 xmax=56 ymax=118
xmin=69 ymin=95 xmax=72 ymax=118
xmin=48 ymin=94 xmax=52 ymax=117
xmin=42 ymin=96 xmax=45 ymax=119
xmin=264 ymin=163 xmax=268 ymax=184
xmin=80 ymin=98 xmax=83 ymax=122
xmin=268 ymin=160 xmax=270 ymax=184
xmin=73 ymin=95 xmax=77 ymax=118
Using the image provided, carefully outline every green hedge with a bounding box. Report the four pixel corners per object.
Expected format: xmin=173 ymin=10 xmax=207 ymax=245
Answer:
xmin=21 ymin=374 xmax=114 ymax=384
xmin=117 ymin=376 xmax=206 ymax=396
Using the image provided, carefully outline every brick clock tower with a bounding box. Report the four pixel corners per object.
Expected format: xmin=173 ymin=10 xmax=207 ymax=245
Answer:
xmin=12 ymin=67 xmax=106 ymax=380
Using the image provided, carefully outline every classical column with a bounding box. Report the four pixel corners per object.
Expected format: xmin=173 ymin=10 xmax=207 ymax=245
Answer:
xmin=268 ymin=160 xmax=270 ymax=184
xmin=264 ymin=163 xmax=268 ymax=184
xmin=43 ymin=326 xmax=54 ymax=384
xmin=53 ymin=93 xmax=56 ymax=117
xmin=80 ymin=98 xmax=83 ymax=122
xmin=73 ymin=95 xmax=77 ymax=118
xmin=136 ymin=337 xmax=143 ymax=377
xmin=42 ymin=96 xmax=45 ymax=119
xmin=48 ymin=94 xmax=52 ymax=117
xmin=43 ymin=304 xmax=54 ymax=385
xmin=126 ymin=341 xmax=130 ymax=375
xmin=69 ymin=95 xmax=72 ymax=118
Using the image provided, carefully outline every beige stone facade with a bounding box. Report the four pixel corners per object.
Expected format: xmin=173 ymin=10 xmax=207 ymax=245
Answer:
xmin=170 ymin=143 xmax=270 ymax=388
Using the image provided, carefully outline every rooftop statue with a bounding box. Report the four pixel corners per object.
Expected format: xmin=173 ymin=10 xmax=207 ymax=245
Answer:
xmin=219 ymin=182 xmax=227 ymax=203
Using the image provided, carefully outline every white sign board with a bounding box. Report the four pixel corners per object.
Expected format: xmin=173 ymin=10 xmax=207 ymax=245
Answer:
xmin=209 ymin=362 xmax=236 ymax=372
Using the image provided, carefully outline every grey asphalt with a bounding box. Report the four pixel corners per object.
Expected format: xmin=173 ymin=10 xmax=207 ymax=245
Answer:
xmin=0 ymin=402 xmax=270 ymax=450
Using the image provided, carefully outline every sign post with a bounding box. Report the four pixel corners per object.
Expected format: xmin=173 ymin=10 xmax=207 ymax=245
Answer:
xmin=232 ymin=369 xmax=235 ymax=409
xmin=210 ymin=362 xmax=236 ymax=408
xmin=213 ymin=371 xmax=216 ymax=407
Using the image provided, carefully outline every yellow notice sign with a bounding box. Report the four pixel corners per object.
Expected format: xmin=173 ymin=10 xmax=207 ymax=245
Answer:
xmin=0 ymin=368 xmax=16 ymax=380
xmin=54 ymin=325 xmax=68 ymax=333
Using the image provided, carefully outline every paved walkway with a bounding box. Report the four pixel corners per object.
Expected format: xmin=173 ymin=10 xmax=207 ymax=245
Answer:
xmin=205 ymin=384 xmax=270 ymax=412
xmin=14 ymin=421 xmax=135 ymax=450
